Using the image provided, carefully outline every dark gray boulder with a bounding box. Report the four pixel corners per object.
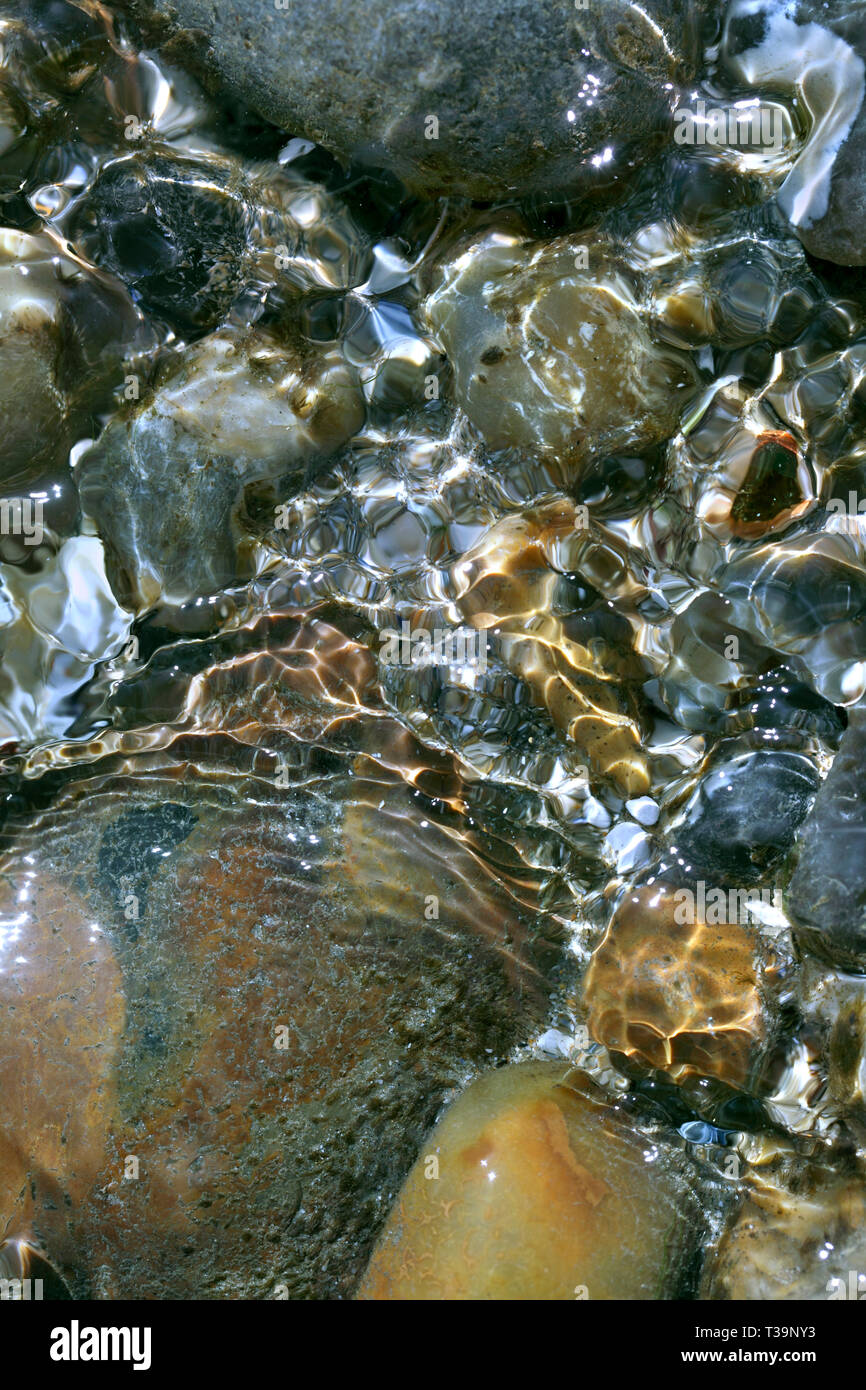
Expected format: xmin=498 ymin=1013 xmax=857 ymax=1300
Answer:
xmin=127 ymin=0 xmax=712 ymax=199
xmin=668 ymin=746 xmax=820 ymax=888
xmin=787 ymin=708 xmax=866 ymax=970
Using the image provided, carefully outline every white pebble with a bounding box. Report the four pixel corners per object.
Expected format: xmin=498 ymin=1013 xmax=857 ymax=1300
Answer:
xmin=625 ymin=796 xmax=660 ymax=827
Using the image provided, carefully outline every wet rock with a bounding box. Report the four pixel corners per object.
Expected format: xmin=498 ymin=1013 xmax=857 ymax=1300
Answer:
xmin=732 ymin=667 xmax=847 ymax=743
xmin=0 ymin=624 xmax=559 ymax=1298
xmin=0 ymin=2 xmax=113 ymax=215
xmin=357 ymin=1060 xmax=702 ymax=1300
xmin=0 ymin=230 xmax=152 ymax=482
xmin=794 ymin=957 xmax=866 ymax=1137
xmin=722 ymin=0 xmax=866 ymax=266
xmin=452 ymin=502 xmax=651 ymax=796
xmin=720 ymin=533 xmax=866 ymax=706
xmin=656 ymin=592 xmax=775 ymax=736
xmin=424 ymin=232 xmax=697 ymax=469
xmin=13 ymin=0 xmax=866 ymax=1305
xmin=788 ymin=708 xmax=866 ymax=970
xmin=77 ymin=326 xmax=365 ymax=610
xmin=662 ymin=379 xmax=821 ymax=589
xmin=583 ymin=884 xmax=772 ymax=1091
xmin=0 ymin=875 xmax=125 ymax=1264
xmin=668 ymin=743 xmax=819 ymax=886
xmin=69 ymin=151 xmax=251 ymax=337
xmin=1 ymin=787 xmax=552 ymax=1298
xmin=703 ymin=1167 xmax=866 ymax=1300
xmin=682 ymin=411 xmax=813 ymax=545
xmin=127 ymin=0 xmax=712 ymax=201
xmin=68 ymin=150 xmax=368 ymax=337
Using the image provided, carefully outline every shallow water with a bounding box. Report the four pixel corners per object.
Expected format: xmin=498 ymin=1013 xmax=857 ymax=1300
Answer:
xmin=2 ymin=0 xmax=866 ymax=1302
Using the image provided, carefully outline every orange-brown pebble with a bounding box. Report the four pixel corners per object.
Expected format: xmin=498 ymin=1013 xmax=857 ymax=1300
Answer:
xmin=583 ymin=884 xmax=768 ymax=1089
xmin=452 ymin=506 xmax=650 ymax=796
xmin=357 ymin=1060 xmax=698 ymax=1300
xmin=0 ymin=875 xmax=124 ymax=1266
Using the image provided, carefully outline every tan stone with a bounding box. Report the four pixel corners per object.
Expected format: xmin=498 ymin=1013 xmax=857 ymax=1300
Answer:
xmin=0 ymin=876 xmax=124 ymax=1267
xmin=358 ymin=1060 xmax=698 ymax=1300
xmin=453 ymin=504 xmax=650 ymax=796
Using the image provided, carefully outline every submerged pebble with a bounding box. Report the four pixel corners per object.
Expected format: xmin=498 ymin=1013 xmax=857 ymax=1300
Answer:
xmin=666 ymin=744 xmax=819 ymax=886
xmin=127 ymin=0 xmax=709 ymax=199
xmin=452 ymin=503 xmax=651 ymax=796
xmin=424 ymin=232 xmax=697 ymax=470
xmin=0 ymin=229 xmax=151 ymax=481
xmin=77 ymin=326 xmax=364 ymax=609
xmin=70 ymin=151 xmax=251 ymax=335
xmin=583 ymin=884 xmax=771 ymax=1091
xmin=787 ymin=708 xmax=866 ymax=970
xmin=358 ymin=1061 xmax=701 ymax=1300
xmin=703 ymin=1167 xmax=866 ymax=1299
xmin=0 ymin=874 xmax=124 ymax=1258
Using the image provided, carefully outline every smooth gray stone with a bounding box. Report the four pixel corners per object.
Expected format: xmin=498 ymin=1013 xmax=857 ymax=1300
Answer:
xmin=787 ymin=708 xmax=866 ymax=969
xmin=127 ymin=0 xmax=710 ymax=199
xmin=77 ymin=328 xmax=364 ymax=610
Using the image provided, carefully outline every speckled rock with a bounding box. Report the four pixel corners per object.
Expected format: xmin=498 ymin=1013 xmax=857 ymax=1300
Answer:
xmin=126 ymin=0 xmax=713 ymax=200
xmin=424 ymin=232 xmax=697 ymax=468
xmin=583 ymin=883 xmax=772 ymax=1091
xmin=68 ymin=149 xmax=368 ymax=338
xmin=0 ymin=229 xmax=152 ymax=483
xmin=0 ymin=876 xmax=124 ymax=1256
xmin=0 ymin=623 xmax=559 ymax=1299
xmin=452 ymin=502 xmax=651 ymax=795
xmin=703 ymin=1168 xmax=866 ymax=1300
xmin=69 ymin=150 xmax=252 ymax=337
xmin=667 ymin=744 xmax=820 ymax=887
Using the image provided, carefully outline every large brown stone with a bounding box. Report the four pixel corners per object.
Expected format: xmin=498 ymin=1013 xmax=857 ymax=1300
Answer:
xmin=0 ymin=621 xmax=560 ymax=1298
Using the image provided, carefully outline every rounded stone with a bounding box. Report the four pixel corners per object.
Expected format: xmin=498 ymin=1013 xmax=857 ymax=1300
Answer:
xmin=666 ymin=745 xmax=819 ymax=886
xmin=357 ymin=1060 xmax=701 ymax=1300
xmin=583 ymin=883 xmax=770 ymax=1090
xmin=0 ymin=876 xmax=125 ymax=1270
xmin=703 ymin=1169 xmax=866 ymax=1300
xmin=787 ymin=708 xmax=866 ymax=971
xmin=452 ymin=503 xmax=651 ymax=796
xmin=77 ymin=325 xmax=365 ymax=610
xmin=69 ymin=152 xmax=251 ymax=336
xmin=722 ymin=0 xmax=866 ymax=267
xmin=0 ymin=230 xmax=152 ymax=482
xmin=424 ymin=233 xmax=697 ymax=469
xmin=128 ymin=0 xmax=711 ymax=200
